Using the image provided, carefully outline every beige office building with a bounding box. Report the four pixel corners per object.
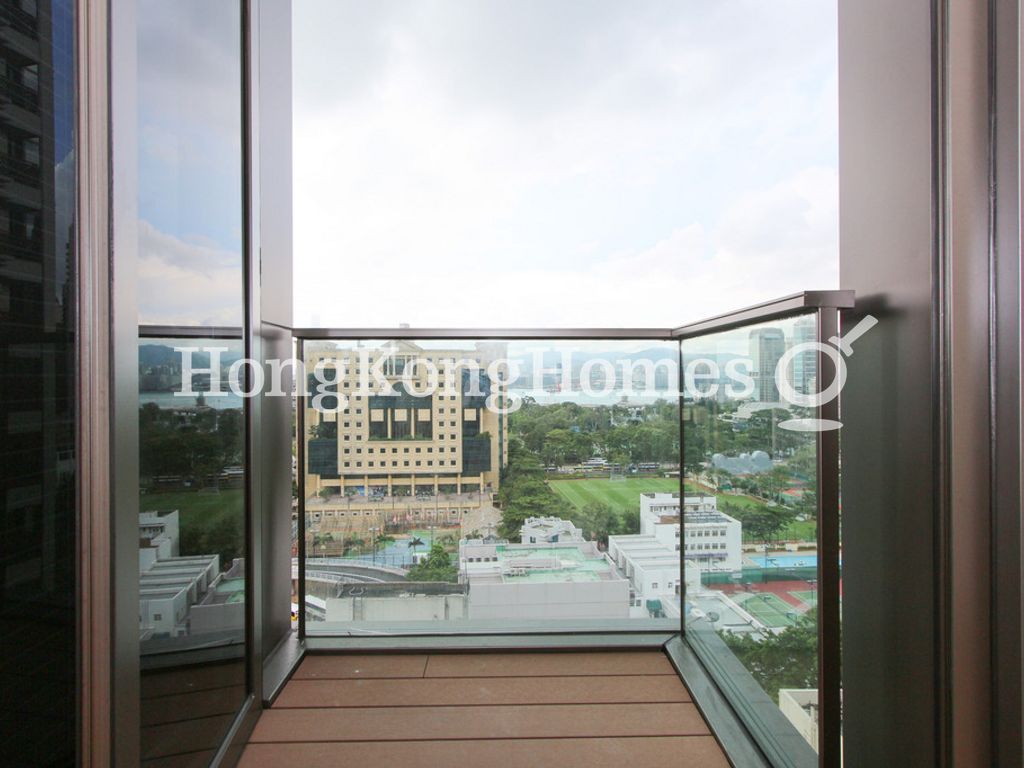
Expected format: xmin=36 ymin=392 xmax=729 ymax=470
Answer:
xmin=303 ymin=341 xmax=509 ymax=537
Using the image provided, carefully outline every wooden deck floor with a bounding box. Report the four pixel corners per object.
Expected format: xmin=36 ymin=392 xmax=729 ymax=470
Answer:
xmin=239 ymin=650 xmax=729 ymax=768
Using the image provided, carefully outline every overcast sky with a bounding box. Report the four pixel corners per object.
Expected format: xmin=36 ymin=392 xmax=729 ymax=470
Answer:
xmin=293 ymin=0 xmax=838 ymax=329
xmin=135 ymin=2 xmax=837 ymax=330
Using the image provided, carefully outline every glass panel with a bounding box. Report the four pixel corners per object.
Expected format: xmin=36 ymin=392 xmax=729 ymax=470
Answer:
xmin=682 ymin=313 xmax=820 ymax=763
xmin=0 ymin=0 xmax=78 ymax=762
xmin=292 ymin=1 xmax=838 ymax=327
xmin=135 ymin=1 xmax=246 ymax=763
xmin=300 ymin=339 xmax=681 ymax=633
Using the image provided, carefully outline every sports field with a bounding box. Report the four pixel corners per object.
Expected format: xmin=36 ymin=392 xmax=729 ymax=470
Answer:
xmin=740 ymin=592 xmax=802 ymax=628
xmin=549 ymin=477 xmax=681 ymax=515
xmin=790 ymin=590 xmax=818 ymax=607
xmin=548 ymin=478 xmax=817 ymax=543
xmin=140 ymin=488 xmax=244 ymax=554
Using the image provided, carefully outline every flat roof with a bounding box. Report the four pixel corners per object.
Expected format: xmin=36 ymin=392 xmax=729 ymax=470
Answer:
xmin=465 ymin=544 xmax=618 ymax=584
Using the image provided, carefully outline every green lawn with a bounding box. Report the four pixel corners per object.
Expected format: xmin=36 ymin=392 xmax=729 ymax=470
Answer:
xmin=140 ymin=488 xmax=244 ymax=558
xmin=549 ymin=478 xmax=817 ymax=544
xmin=549 ymin=477 xmax=682 ymax=515
xmin=779 ymin=520 xmax=817 ymax=541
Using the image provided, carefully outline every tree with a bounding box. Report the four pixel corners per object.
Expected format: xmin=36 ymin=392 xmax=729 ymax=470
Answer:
xmin=497 ymin=438 xmax=562 ymax=539
xmin=724 ymin=502 xmax=797 ymax=548
xmin=721 ymin=609 xmax=818 ymax=702
xmin=407 ymin=543 xmax=457 ymax=582
xmin=204 ymin=513 xmax=243 ymax=566
xmin=343 ymin=536 xmax=366 ymax=555
xmin=572 ymin=502 xmax=618 ymax=544
xmin=407 ymin=536 xmax=425 ymax=556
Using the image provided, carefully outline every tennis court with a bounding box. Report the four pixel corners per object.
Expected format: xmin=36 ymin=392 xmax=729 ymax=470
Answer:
xmin=789 ymin=590 xmax=818 ymax=607
xmin=740 ymin=592 xmax=802 ymax=628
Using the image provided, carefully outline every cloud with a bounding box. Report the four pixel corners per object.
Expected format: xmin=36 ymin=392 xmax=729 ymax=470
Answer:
xmin=292 ymin=1 xmax=838 ymax=328
xmin=137 ymin=220 xmax=243 ymax=327
xmin=292 ymin=166 xmax=837 ymax=328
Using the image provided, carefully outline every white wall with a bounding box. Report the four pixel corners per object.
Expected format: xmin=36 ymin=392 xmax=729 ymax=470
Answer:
xmin=468 ymin=580 xmax=629 ymax=620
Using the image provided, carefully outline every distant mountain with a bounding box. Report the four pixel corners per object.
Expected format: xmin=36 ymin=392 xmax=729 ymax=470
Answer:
xmin=139 ymin=344 xmax=243 ymax=368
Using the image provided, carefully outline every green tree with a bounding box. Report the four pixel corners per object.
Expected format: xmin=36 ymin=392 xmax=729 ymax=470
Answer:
xmin=204 ymin=513 xmax=243 ymax=566
xmin=407 ymin=543 xmax=457 ymax=582
xmin=721 ymin=609 xmax=818 ymax=702
xmin=497 ymin=438 xmax=562 ymax=539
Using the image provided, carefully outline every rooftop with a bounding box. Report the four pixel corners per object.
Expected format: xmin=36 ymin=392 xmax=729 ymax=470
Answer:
xmin=463 ymin=543 xmax=619 ymax=584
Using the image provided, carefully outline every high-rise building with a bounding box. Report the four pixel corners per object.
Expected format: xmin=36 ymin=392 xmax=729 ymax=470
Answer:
xmin=0 ymin=2 xmax=77 ymax=761
xmin=303 ymin=341 xmax=509 ymax=537
xmin=791 ymin=316 xmax=817 ymax=395
xmin=749 ymin=327 xmax=786 ymax=402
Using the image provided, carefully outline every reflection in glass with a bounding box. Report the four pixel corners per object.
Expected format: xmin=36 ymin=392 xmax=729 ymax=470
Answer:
xmin=137 ymin=0 xmax=243 ymax=327
xmin=0 ymin=0 xmax=78 ymax=762
xmin=135 ymin=0 xmax=246 ymax=763
xmin=300 ymin=339 xmax=680 ymax=632
xmin=682 ymin=314 xmax=820 ymax=758
xmin=138 ymin=337 xmax=247 ymax=652
xmin=137 ymin=336 xmax=247 ymax=764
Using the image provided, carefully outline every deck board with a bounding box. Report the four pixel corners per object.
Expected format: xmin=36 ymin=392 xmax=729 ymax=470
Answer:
xmin=251 ymin=702 xmax=709 ymax=742
xmin=423 ymin=650 xmax=676 ymax=677
xmin=292 ymin=654 xmax=428 ymax=679
xmin=239 ymin=650 xmax=728 ymax=767
xmin=240 ymin=736 xmax=731 ymax=768
xmin=274 ymin=674 xmax=691 ymax=708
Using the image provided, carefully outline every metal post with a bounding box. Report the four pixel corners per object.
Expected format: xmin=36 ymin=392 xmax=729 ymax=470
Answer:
xmin=816 ymin=307 xmax=842 ymax=765
xmin=296 ymin=338 xmax=307 ymax=638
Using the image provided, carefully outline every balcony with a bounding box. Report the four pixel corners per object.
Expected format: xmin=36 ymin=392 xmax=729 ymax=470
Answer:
xmin=240 ymin=650 xmax=729 ymax=768
xmin=136 ymin=291 xmax=847 ymax=767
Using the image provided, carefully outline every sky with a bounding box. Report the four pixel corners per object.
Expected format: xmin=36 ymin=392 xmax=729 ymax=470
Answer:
xmin=136 ymin=0 xmax=244 ymax=327
xmin=134 ymin=2 xmax=838 ymax=331
xmin=293 ymin=0 xmax=838 ymax=329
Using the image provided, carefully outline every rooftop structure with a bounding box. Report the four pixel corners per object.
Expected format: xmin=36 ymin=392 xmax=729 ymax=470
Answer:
xmin=138 ymin=509 xmax=180 ymax=570
xmin=459 ymin=540 xmax=629 ymax=620
xmin=139 ymin=554 xmax=220 ymax=639
xmin=519 ymin=516 xmax=585 ymax=544
xmin=638 ymin=493 xmax=743 ymax=572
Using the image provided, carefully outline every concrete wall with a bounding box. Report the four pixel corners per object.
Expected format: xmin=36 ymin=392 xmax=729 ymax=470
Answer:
xmin=468 ymin=580 xmax=629 ymax=620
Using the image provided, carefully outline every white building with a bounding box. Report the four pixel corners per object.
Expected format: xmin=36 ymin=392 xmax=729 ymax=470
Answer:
xmin=138 ymin=509 xmax=179 ymax=570
xmin=639 ymin=493 xmax=743 ymax=572
xmin=326 ymin=593 xmax=467 ymax=623
xmin=459 ymin=540 xmax=628 ymax=620
xmin=779 ymin=689 xmax=819 ymax=749
xmin=606 ymin=534 xmax=702 ymax=617
xmin=519 ymin=516 xmax=584 ymax=544
xmin=138 ymin=510 xmax=244 ymax=640
xmin=139 ymin=554 xmax=220 ymax=638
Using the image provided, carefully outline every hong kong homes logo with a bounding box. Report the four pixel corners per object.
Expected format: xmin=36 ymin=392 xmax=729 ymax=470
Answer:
xmin=170 ymin=316 xmax=877 ymax=433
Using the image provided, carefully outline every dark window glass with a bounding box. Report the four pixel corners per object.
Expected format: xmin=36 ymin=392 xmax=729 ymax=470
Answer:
xmin=0 ymin=0 xmax=77 ymax=761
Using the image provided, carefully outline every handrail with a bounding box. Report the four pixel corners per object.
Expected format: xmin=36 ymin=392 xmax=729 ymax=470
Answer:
xmin=143 ymin=291 xmax=852 ymax=342
xmin=138 ymin=324 xmax=243 ymax=339
xmin=291 ymin=327 xmax=675 ymax=340
xmin=672 ymin=290 xmax=854 ymax=339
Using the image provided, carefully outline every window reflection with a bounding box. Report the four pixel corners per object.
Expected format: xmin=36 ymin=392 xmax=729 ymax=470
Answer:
xmin=0 ymin=0 xmax=78 ymax=763
xmin=135 ymin=0 xmax=247 ymax=763
xmin=682 ymin=314 xmax=820 ymax=759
